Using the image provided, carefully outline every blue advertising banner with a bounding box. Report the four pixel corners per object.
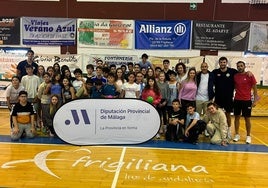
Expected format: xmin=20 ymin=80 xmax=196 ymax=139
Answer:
xmin=135 ymin=20 xmax=191 ymax=49
xmin=22 ymin=17 xmax=76 ymax=46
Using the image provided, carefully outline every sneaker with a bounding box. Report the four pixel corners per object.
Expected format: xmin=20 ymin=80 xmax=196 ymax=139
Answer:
xmin=233 ymin=134 xmax=240 ymax=142
xmin=246 ymin=136 xmax=251 ymax=144
xmin=204 ymin=130 xmax=210 ymax=137
xmin=156 ymin=133 xmax=160 ymax=139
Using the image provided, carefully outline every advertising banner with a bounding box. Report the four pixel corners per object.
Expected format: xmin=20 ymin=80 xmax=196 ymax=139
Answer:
xmin=149 ymin=55 xmax=204 ymax=71
xmin=33 ymin=54 xmax=83 ymax=72
xmin=22 ymin=17 xmax=76 ymax=46
xmin=78 ymin=19 xmax=134 ymax=49
xmin=0 ymin=17 xmax=20 ymax=45
xmin=249 ymin=22 xmax=268 ymax=52
xmin=135 ymin=20 xmax=191 ymax=49
xmin=263 ymin=57 xmax=268 ymax=86
xmin=0 ymin=47 xmax=30 ymax=108
xmin=53 ymin=99 xmax=160 ymax=145
xmin=89 ymin=54 xmax=138 ymax=67
xmin=192 ymin=21 xmax=250 ymax=51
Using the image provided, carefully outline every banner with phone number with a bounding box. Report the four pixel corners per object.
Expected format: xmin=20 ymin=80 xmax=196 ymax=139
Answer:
xmin=77 ymin=19 xmax=134 ymax=49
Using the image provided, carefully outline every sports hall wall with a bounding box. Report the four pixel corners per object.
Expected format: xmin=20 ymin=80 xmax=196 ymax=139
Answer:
xmin=0 ymin=0 xmax=267 ymax=115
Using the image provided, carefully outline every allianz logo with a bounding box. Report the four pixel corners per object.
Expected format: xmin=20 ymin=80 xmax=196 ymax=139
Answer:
xmin=139 ymin=23 xmax=186 ymax=36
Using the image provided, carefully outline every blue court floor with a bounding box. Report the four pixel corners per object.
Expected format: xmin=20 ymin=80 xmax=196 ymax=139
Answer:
xmin=1 ymin=135 xmax=267 ymax=153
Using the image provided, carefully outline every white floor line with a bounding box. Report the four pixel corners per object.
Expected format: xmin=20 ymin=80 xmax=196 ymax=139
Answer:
xmin=111 ymin=146 xmax=126 ymax=188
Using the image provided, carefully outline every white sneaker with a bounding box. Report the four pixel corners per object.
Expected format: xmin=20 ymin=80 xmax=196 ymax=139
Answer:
xmin=246 ymin=136 xmax=251 ymax=144
xmin=233 ymin=134 xmax=240 ymax=142
xmin=156 ymin=133 xmax=160 ymax=139
xmin=204 ymin=130 xmax=210 ymax=137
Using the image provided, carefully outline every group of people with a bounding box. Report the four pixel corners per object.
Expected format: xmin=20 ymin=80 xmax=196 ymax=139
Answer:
xmin=7 ymin=50 xmax=258 ymax=145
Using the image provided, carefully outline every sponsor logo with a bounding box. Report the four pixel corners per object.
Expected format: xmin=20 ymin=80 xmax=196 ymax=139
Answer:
xmin=53 ymin=99 xmax=160 ymax=145
xmin=1 ymin=149 xmax=209 ymax=180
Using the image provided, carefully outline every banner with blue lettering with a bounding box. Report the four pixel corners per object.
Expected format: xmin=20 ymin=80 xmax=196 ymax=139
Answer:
xmin=22 ymin=17 xmax=76 ymax=46
xmin=135 ymin=20 xmax=191 ymax=49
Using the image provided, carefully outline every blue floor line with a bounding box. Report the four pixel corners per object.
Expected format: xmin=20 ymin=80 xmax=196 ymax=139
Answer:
xmin=0 ymin=135 xmax=267 ymax=153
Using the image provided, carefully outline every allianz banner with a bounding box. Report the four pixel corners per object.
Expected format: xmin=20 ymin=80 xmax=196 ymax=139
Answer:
xmin=192 ymin=21 xmax=250 ymax=51
xmin=0 ymin=17 xmax=20 ymax=45
xmin=135 ymin=20 xmax=191 ymax=49
xmin=22 ymin=17 xmax=76 ymax=46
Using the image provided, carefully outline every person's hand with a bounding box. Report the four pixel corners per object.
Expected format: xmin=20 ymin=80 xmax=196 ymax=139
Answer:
xmin=221 ymin=140 xmax=227 ymax=146
xmin=12 ymin=127 xmax=19 ymax=135
xmin=185 ymin=129 xmax=189 ymax=137
xmin=30 ymin=127 xmax=36 ymax=134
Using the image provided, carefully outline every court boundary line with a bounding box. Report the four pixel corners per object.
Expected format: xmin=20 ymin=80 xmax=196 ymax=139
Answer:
xmin=0 ymin=141 xmax=267 ymax=155
xmin=240 ymin=127 xmax=268 ymax=146
xmin=111 ymin=147 xmax=126 ymax=188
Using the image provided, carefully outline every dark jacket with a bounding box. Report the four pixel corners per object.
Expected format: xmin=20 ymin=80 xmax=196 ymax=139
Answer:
xmin=196 ymin=71 xmax=214 ymax=100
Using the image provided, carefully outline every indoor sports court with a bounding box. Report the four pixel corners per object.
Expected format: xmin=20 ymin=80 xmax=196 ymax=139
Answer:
xmin=0 ymin=108 xmax=267 ymax=188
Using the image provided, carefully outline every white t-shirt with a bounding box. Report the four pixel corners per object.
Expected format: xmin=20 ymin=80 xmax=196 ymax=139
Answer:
xmin=196 ymin=73 xmax=209 ymax=101
xmin=122 ymin=82 xmax=140 ymax=98
xmin=21 ymin=75 xmax=40 ymax=99
xmin=6 ymin=84 xmax=25 ymax=103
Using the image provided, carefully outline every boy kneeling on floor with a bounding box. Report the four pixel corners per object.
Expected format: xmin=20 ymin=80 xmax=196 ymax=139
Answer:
xmin=10 ymin=91 xmax=36 ymax=141
xmin=184 ymin=103 xmax=206 ymax=144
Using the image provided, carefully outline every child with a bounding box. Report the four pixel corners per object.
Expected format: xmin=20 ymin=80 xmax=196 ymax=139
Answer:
xmin=10 ymin=91 xmax=36 ymax=140
xmin=184 ymin=104 xmax=206 ymax=144
xmin=202 ymin=102 xmax=228 ymax=146
xmin=135 ymin=72 xmax=145 ymax=98
xmin=141 ymin=76 xmax=162 ymax=138
xmin=157 ymin=71 xmax=170 ymax=134
xmin=91 ymin=66 xmax=107 ymax=85
xmin=91 ymin=80 xmax=103 ymax=99
xmin=6 ymin=76 xmax=25 ymax=128
xmin=166 ymin=99 xmax=185 ymax=142
xmin=115 ymin=67 xmax=126 ymax=93
xmin=62 ymin=77 xmax=76 ymax=103
xmin=47 ymin=95 xmax=61 ymax=137
xmin=141 ymin=76 xmax=162 ymax=107
xmin=167 ymin=70 xmax=178 ymax=113
xmin=72 ymin=68 xmax=85 ymax=92
xmin=37 ymin=72 xmax=51 ymax=134
xmin=50 ymin=72 xmax=62 ymax=104
xmin=76 ymin=78 xmax=94 ymax=98
xmin=85 ymin=64 xmax=95 ymax=79
xmin=21 ymin=64 xmax=41 ymax=129
xmin=121 ymin=72 xmax=140 ymax=99
xmin=102 ymin=73 xmax=120 ymax=98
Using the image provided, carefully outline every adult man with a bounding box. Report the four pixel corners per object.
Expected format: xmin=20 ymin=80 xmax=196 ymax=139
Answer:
xmin=10 ymin=91 xmax=36 ymax=140
xmin=212 ymin=57 xmax=237 ymax=139
xmin=17 ymin=50 xmax=38 ymax=80
xmin=138 ymin=53 xmax=152 ymax=71
xmin=233 ymin=61 xmax=258 ymax=144
xmin=196 ymin=62 xmax=215 ymax=116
